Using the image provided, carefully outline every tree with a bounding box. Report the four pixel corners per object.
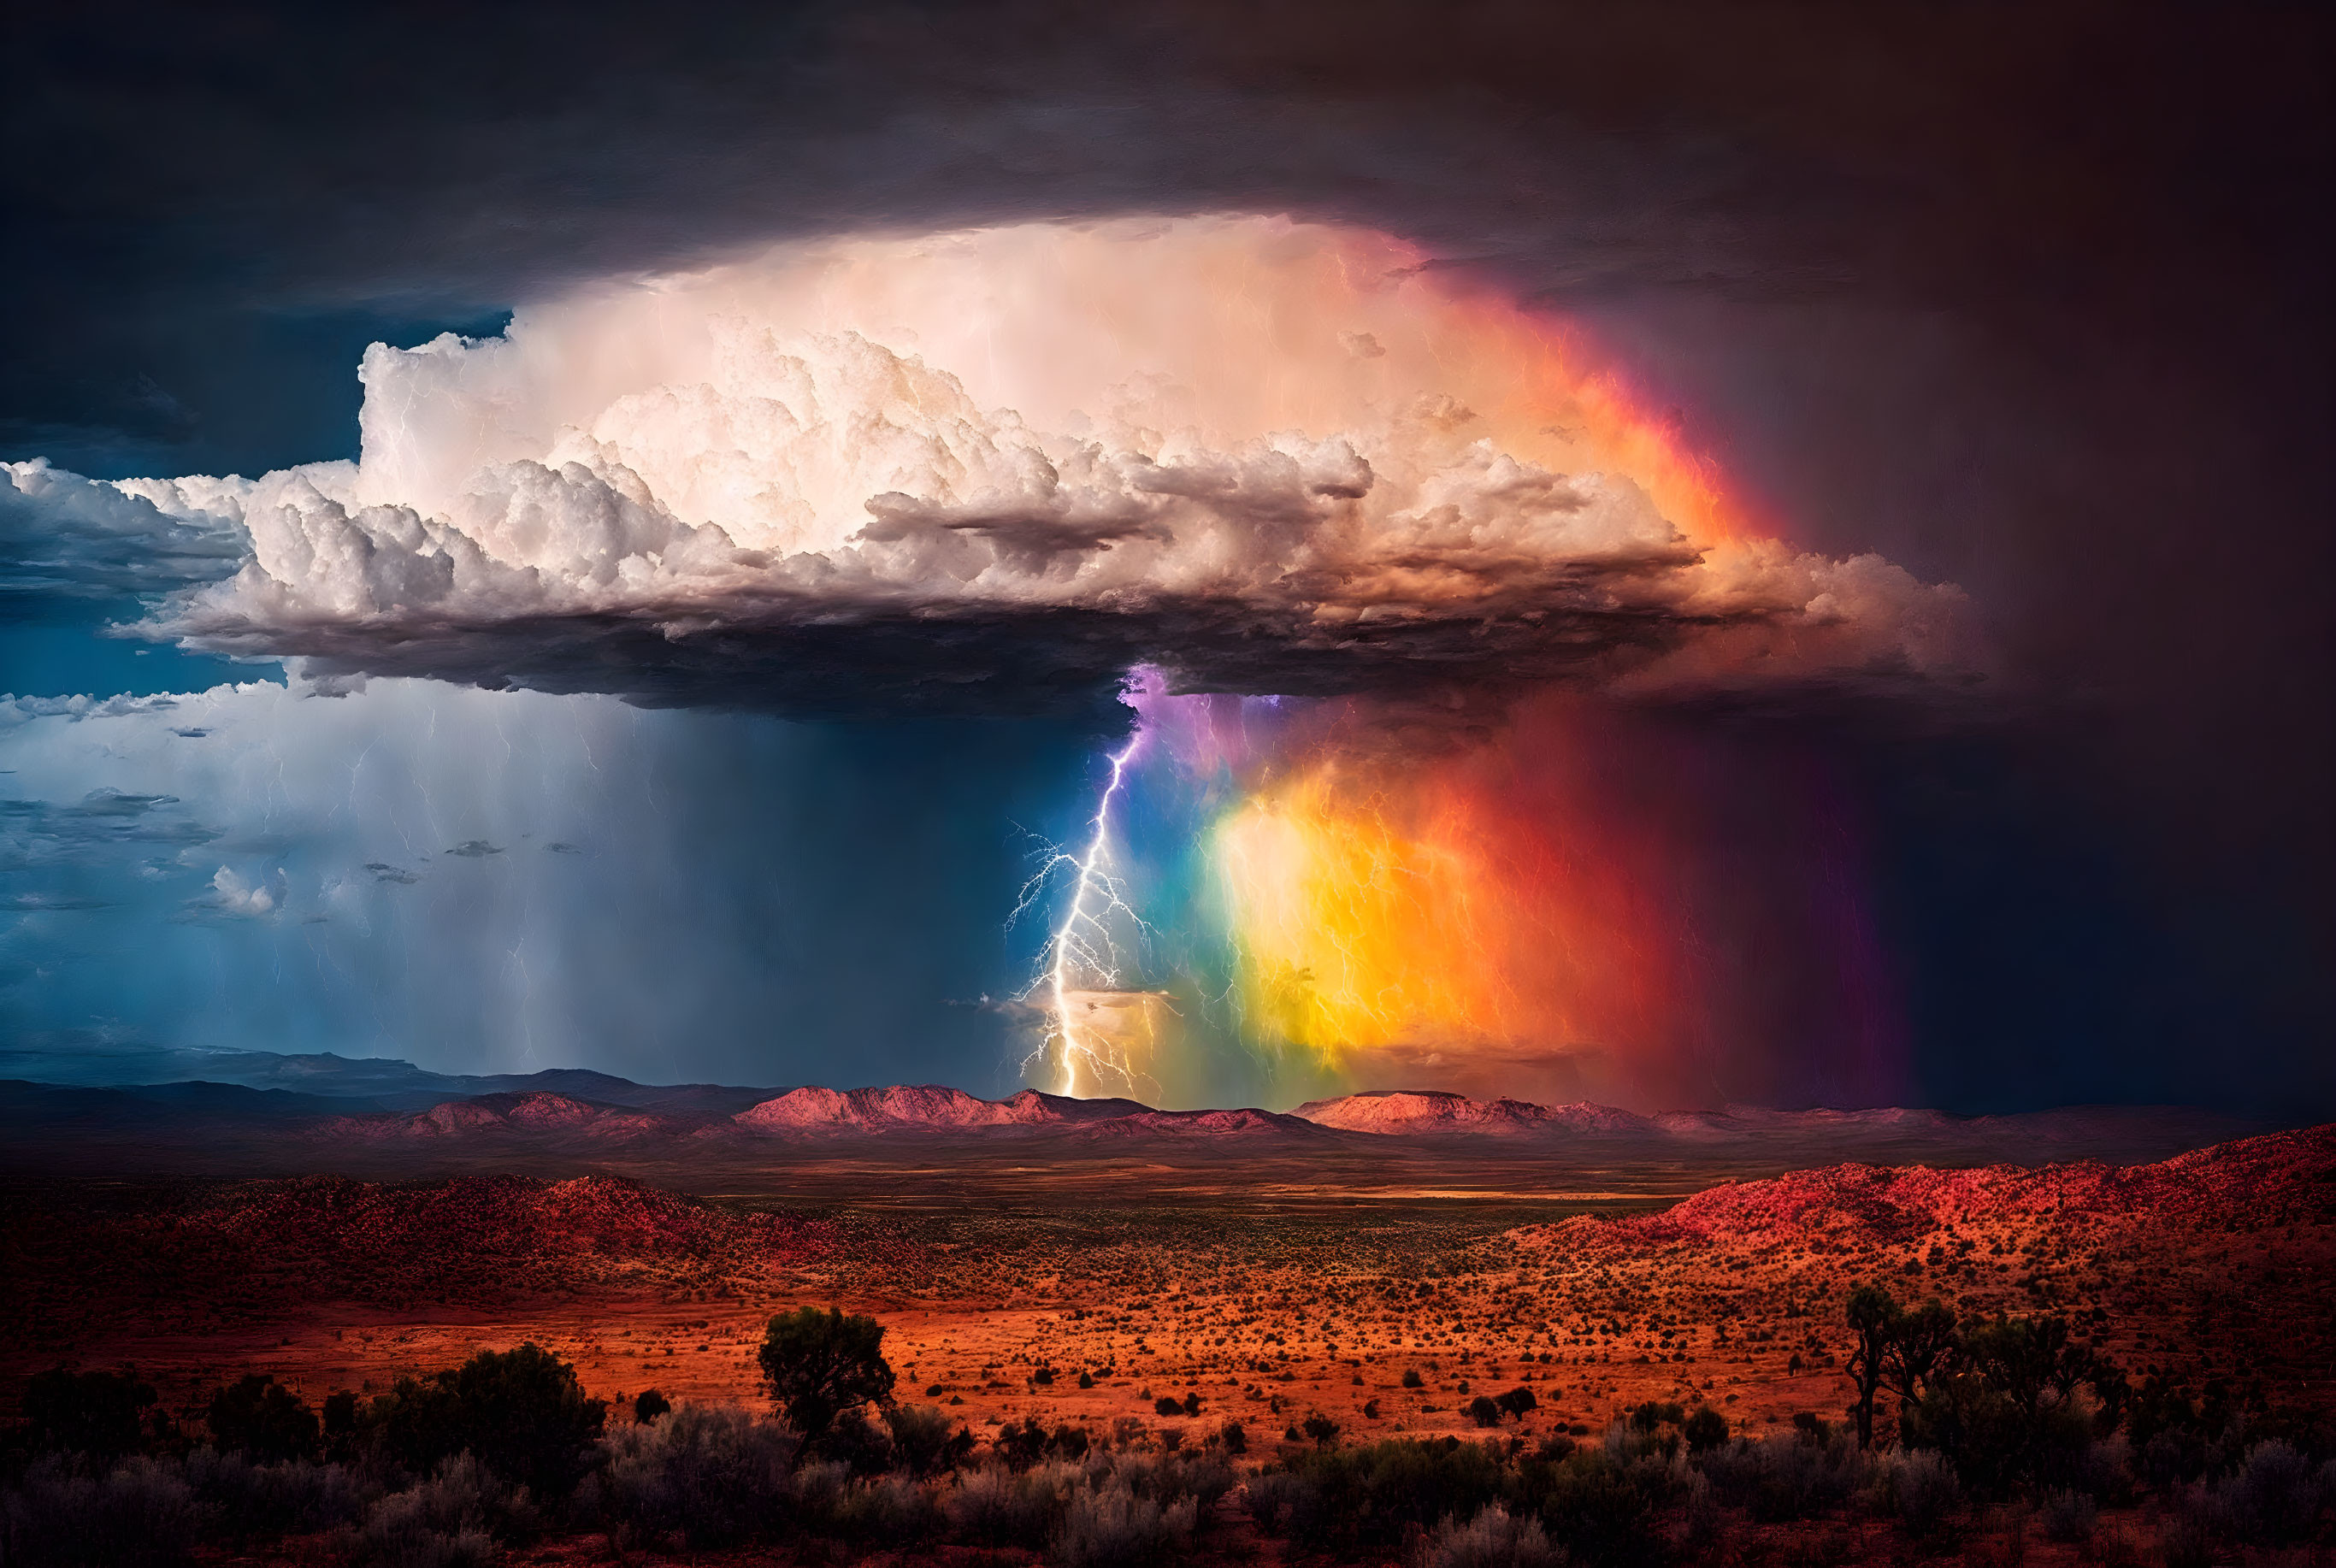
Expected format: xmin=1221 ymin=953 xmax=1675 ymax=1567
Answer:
xmin=757 ymin=1306 xmax=895 ymax=1450
xmin=1885 ymin=1300 xmax=1959 ymax=1412
xmin=23 ymin=1368 xmax=157 ymax=1461
xmin=205 ymin=1374 xmax=321 ymax=1463
xmin=368 ymin=1342 xmax=606 ymax=1497
xmin=1844 ymin=1283 xmax=1901 ymax=1449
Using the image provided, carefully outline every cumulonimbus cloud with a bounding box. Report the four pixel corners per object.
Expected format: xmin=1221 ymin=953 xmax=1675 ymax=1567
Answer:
xmin=22 ymin=216 xmax=1975 ymax=716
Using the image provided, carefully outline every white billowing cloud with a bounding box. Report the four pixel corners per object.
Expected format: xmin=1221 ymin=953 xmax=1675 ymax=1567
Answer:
xmin=199 ymin=864 xmax=281 ymax=919
xmin=2 ymin=459 xmax=244 ymax=598
xmin=50 ymin=217 xmax=1976 ymax=708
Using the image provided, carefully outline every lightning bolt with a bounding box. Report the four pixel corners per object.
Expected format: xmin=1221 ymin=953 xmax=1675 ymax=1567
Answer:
xmin=1015 ymin=729 xmax=1150 ymax=1098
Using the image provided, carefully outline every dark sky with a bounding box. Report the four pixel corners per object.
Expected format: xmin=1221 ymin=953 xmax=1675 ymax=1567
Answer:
xmin=3 ymin=1 xmax=2329 ymax=1114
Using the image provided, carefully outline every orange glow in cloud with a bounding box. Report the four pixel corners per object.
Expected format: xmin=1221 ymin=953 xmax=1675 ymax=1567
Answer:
xmin=1200 ymin=702 xmax=1683 ymax=1098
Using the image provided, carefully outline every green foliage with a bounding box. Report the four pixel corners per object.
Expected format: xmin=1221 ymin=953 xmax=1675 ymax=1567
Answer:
xmin=756 ymin=1307 xmax=896 ymax=1447
xmin=21 ymin=1369 xmax=158 ymax=1462
xmin=204 ymin=1375 xmax=321 ymax=1464
xmin=364 ymin=1342 xmax=606 ymax=1498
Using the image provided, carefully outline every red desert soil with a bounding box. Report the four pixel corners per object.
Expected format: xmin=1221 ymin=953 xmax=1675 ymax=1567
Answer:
xmin=3 ymin=1127 xmax=2332 ymax=1457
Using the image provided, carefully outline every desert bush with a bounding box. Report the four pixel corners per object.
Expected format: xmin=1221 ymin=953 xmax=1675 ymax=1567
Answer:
xmin=1419 ymin=1501 xmax=1559 ymax=1568
xmin=1533 ymin=1449 xmax=1671 ymax=1568
xmin=2141 ymin=1426 xmax=2209 ymax=1490
xmin=2038 ymin=1487 xmax=2096 ymax=1542
xmin=595 ymin=1401 xmax=797 ymax=1549
xmin=203 ymin=1376 xmax=321 ymax=1465
xmin=1680 ymin=1408 xmax=1728 ymax=1453
xmin=1265 ymin=1437 xmax=1508 ymax=1553
xmin=1871 ymin=1447 xmax=1960 ymax=1540
xmin=19 ymin=1371 xmax=160 ymax=1464
xmin=0 ymin=1454 xmax=198 ymax=1568
xmin=1402 ymin=1369 xmax=1425 ymax=1389
xmin=181 ymin=1448 xmax=373 ymax=1541
xmin=630 ymin=1390 xmax=669 ymax=1424
xmin=885 ymin=1404 xmax=975 ymax=1475
xmin=363 ymin=1345 xmax=605 ymax=1500
xmin=947 ymin=1461 xmax=1074 ymax=1548
xmin=818 ymin=1406 xmax=897 ymax=1473
xmin=345 ymin=1455 xmax=528 ymax=1568
xmin=1242 ymin=1468 xmax=1308 ymax=1535
xmin=1051 ymin=1479 xmax=1195 ymax=1568
xmin=836 ymin=1472 xmax=947 ymax=1546
xmin=2208 ymin=1439 xmax=2323 ymax=1547
xmin=1467 ymin=1395 xmax=1504 ymax=1429
xmin=1218 ymin=1420 xmax=1248 ymax=1456
xmin=757 ymin=1306 xmax=895 ymax=1447
xmin=1696 ymin=1430 xmax=1865 ymax=1523
xmin=1113 ymin=1450 xmax=1234 ymax=1514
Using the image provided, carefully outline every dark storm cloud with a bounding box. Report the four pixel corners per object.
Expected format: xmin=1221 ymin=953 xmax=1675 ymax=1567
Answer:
xmin=3 ymin=0 xmax=2328 ymax=1112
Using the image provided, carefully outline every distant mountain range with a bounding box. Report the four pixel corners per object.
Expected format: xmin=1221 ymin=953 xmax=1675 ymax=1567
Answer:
xmin=0 ymin=1046 xmax=2274 ymax=1177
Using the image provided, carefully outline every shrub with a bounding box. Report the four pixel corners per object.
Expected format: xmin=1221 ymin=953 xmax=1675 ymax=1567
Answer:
xmin=0 ymin=1454 xmax=198 ymax=1568
xmin=1681 ymin=1408 xmax=1728 ymax=1453
xmin=1265 ymin=1438 xmax=1507 ymax=1554
xmin=1421 ymin=1502 xmax=1559 ymax=1568
xmin=757 ymin=1307 xmax=895 ymax=1447
xmin=819 ymin=1406 xmax=896 ymax=1473
xmin=2209 ymin=1439 xmax=2322 ymax=1547
xmin=631 ymin=1390 xmax=670 ymax=1424
xmin=1874 ymin=1447 xmax=1960 ymax=1540
xmin=181 ymin=1449 xmax=372 ymax=1542
xmin=885 ymin=1404 xmax=975 ymax=1475
xmin=21 ymin=1371 xmax=159 ymax=1463
xmin=1051 ymin=1480 xmax=1197 ymax=1568
xmin=948 ymin=1462 xmax=1074 ymax=1548
xmin=596 ymin=1400 xmax=797 ymax=1549
xmin=836 ymin=1473 xmax=947 ymax=1546
xmin=205 ymin=1376 xmax=321 ymax=1464
xmin=1302 ymin=1412 xmax=1342 ymax=1447
xmin=1697 ymin=1431 xmax=1865 ymax=1523
xmin=1534 ymin=1451 xmax=1669 ymax=1568
xmin=1115 ymin=1451 xmax=1234 ymax=1514
xmin=1466 ymin=1396 xmax=1502 ymax=1428
xmin=1495 ymin=1387 xmax=1538 ymax=1419
xmin=1153 ymin=1396 xmax=1185 ymax=1418
xmin=1402 ymin=1369 xmax=1425 ymax=1389
xmin=347 ymin=1454 xmax=528 ymax=1568
xmin=364 ymin=1344 xmax=605 ymax=1499
xmin=1218 ymin=1421 xmax=1248 ymax=1456
xmin=2038 ymin=1487 xmax=2096 ymax=1542
xmin=1242 ymin=1469 xmax=1309 ymax=1536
